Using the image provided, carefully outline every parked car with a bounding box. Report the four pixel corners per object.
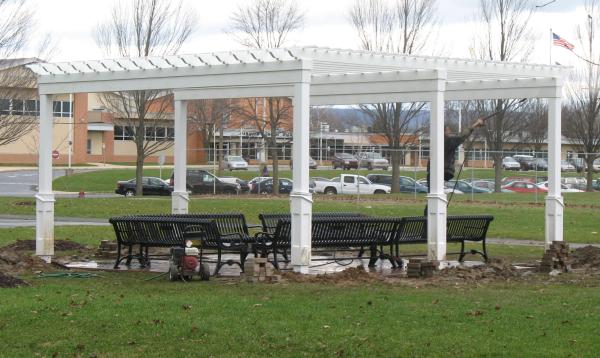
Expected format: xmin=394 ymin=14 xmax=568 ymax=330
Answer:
xmin=502 ymin=157 xmax=521 ymax=171
xmin=313 ymin=174 xmax=391 ymax=194
xmin=594 ymin=159 xmax=600 ymax=172
xmin=513 ymin=155 xmax=536 ymax=170
xmin=531 ymin=158 xmax=548 ymax=171
xmin=537 ymin=181 xmax=583 ymax=193
xmin=115 ymin=177 xmax=172 ymax=197
xmin=561 ymin=177 xmax=587 ymax=191
xmin=331 ymin=153 xmax=359 ymax=170
xmin=289 ymin=157 xmax=318 ymax=169
xmin=220 ymin=177 xmax=249 ymax=192
xmin=357 ymin=152 xmax=389 ymax=170
xmin=366 ymin=174 xmax=428 ymax=193
xmin=413 ymin=178 xmax=464 ymax=194
xmin=249 ymin=177 xmax=294 ymax=194
xmin=595 ymin=179 xmax=600 ymax=191
xmin=501 ymin=176 xmax=537 ymax=185
xmin=560 ymin=160 xmax=576 ymax=172
xmin=169 ymin=170 xmax=240 ymax=195
xmin=567 ymin=158 xmax=586 ymax=173
xmin=224 ymin=155 xmax=248 ymax=171
xmin=502 ymin=181 xmax=548 ymax=193
xmin=446 ymin=180 xmax=492 ymax=194
xmin=471 ymin=180 xmax=515 ymax=193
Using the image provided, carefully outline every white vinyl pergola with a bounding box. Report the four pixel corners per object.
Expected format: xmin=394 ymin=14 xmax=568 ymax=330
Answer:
xmin=29 ymin=47 xmax=567 ymax=272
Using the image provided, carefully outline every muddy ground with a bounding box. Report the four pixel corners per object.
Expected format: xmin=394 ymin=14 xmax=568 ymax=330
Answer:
xmin=2 ymin=242 xmax=600 ymax=288
xmin=0 ymin=240 xmax=93 ymax=287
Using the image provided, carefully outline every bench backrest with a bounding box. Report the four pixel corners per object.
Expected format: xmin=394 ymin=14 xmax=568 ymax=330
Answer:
xmin=126 ymin=213 xmax=250 ymax=236
xmin=109 ymin=216 xmax=217 ymax=247
xmin=446 ymin=215 xmax=494 ymax=243
xmin=259 ymin=212 xmax=367 ymax=234
xmin=394 ymin=215 xmax=494 ymax=243
xmin=270 ymin=217 xmax=401 ymax=248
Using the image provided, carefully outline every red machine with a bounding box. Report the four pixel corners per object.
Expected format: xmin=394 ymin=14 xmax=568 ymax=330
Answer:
xmin=168 ymin=240 xmax=210 ymax=281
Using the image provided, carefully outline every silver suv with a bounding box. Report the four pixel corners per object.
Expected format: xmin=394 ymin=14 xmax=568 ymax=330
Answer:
xmin=357 ymin=152 xmax=389 ymax=170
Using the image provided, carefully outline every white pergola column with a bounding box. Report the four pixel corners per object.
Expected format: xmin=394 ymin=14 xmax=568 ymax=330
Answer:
xmin=545 ymin=94 xmax=563 ymax=246
xmin=426 ymin=74 xmax=447 ymax=262
xmin=172 ymin=99 xmax=189 ymax=214
xmin=36 ymin=94 xmax=55 ymax=263
xmin=290 ymin=78 xmax=312 ymax=274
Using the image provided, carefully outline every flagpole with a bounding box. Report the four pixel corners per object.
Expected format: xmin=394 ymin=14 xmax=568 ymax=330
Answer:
xmin=549 ymin=28 xmax=553 ymax=65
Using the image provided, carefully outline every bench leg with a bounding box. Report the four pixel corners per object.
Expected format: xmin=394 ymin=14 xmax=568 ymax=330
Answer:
xmin=272 ymin=247 xmax=280 ymax=270
xmin=368 ymin=245 xmax=378 ymax=267
xmin=213 ymin=249 xmax=223 ymax=276
xmin=481 ymin=239 xmax=488 ymax=262
xmin=125 ymin=245 xmax=133 ymax=266
xmin=458 ymin=241 xmax=466 ymax=262
xmin=113 ymin=242 xmax=122 ymax=269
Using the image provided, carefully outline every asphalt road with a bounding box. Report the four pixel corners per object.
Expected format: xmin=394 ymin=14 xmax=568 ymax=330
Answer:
xmin=0 ymin=169 xmax=117 ymax=198
xmin=0 ymin=215 xmax=109 ymax=228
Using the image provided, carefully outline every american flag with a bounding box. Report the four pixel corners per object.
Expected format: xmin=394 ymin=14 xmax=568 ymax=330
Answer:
xmin=553 ymin=32 xmax=574 ymax=50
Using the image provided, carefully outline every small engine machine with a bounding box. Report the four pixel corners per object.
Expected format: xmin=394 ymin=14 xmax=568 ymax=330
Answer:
xmin=168 ymin=240 xmax=210 ymax=281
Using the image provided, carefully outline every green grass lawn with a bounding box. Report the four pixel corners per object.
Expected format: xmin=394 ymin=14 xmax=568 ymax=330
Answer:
xmin=1 ymin=272 xmax=599 ymax=357
xmin=1 ymin=195 xmax=599 ymax=243
xmin=52 ymin=167 xmax=600 ymax=193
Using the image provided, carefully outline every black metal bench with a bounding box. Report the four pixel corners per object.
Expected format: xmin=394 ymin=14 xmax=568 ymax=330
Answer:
xmin=259 ymin=212 xmax=368 ymax=234
xmin=109 ymin=214 xmax=248 ymax=275
xmin=392 ymin=215 xmax=494 ymax=264
xmin=257 ymin=217 xmax=402 ymax=269
xmin=113 ymin=213 xmax=256 ymax=275
xmin=109 ymin=216 xmax=216 ymax=269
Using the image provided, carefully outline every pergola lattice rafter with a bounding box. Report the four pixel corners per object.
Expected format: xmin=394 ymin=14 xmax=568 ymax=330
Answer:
xmin=28 ymin=47 xmax=568 ymax=271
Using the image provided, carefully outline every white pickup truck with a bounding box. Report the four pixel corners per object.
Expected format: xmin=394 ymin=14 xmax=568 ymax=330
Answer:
xmin=313 ymin=174 xmax=391 ymax=195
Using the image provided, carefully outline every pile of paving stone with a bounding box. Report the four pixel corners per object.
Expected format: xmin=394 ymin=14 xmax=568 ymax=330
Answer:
xmin=96 ymin=240 xmax=118 ymax=258
xmin=540 ymin=241 xmax=571 ymax=273
xmin=407 ymin=258 xmax=438 ymax=278
xmin=243 ymin=257 xmax=281 ymax=283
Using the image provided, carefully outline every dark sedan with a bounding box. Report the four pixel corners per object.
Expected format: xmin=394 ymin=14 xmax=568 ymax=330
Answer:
xmin=331 ymin=153 xmax=358 ymax=170
xmin=249 ymin=178 xmax=294 ymax=194
xmin=366 ymin=174 xmax=428 ymax=193
xmin=115 ymin=177 xmax=173 ymax=197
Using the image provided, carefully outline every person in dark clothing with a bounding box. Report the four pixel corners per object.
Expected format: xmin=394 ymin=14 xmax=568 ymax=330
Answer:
xmin=424 ymin=118 xmax=484 ymax=215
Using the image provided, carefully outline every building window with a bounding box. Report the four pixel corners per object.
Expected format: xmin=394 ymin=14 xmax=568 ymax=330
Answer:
xmin=11 ymin=100 xmax=24 ymax=115
xmin=25 ymin=100 xmax=38 ymax=115
xmin=114 ymin=125 xmax=135 ymax=140
xmin=53 ymin=101 xmax=72 ymax=117
xmin=0 ymin=99 xmax=9 ymax=115
xmin=87 ymin=139 xmax=92 ymax=154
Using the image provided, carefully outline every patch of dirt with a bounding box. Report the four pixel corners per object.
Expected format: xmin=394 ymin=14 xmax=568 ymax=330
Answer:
xmin=0 ymin=272 xmax=28 ymax=288
xmin=436 ymin=259 xmax=522 ymax=281
xmin=571 ymin=246 xmax=600 ymax=269
xmin=13 ymin=200 xmax=35 ymax=206
xmin=282 ymin=266 xmax=383 ymax=285
xmin=0 ymin=248 xmax=55 ymax=275
xmin=2 ymin=239 xmax=87 ymax=252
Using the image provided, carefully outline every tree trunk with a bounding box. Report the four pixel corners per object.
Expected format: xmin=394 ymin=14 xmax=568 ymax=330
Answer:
xmin=270 ymin=138 xmax=279 ymax=194
xmin=135 ymin=139 xmax=144 ymax=197
xmin=390 ymin=148 xmax=401 ymax=193
xmin=586 ymin=156 xmax=595 ymax=192
xmin=493 ymin=152 xmax=502 ymax=193
xmin=218 ymin=119 xmax=224 ymax=177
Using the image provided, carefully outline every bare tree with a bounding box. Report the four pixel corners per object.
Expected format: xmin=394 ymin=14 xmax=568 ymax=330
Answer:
xmin=0 ymin=0 xmax=38 ymax=147
xmin=228 ymin=0 xmax=304 ymax=193
xmin=187 ymin=99 xmax=231 ymax=176
xmin=520 ymin=99 xmax=548 ymax=153
xmin=564 ymin=0 xmax=600 ymax=191
xmin=94 ymin=0 xmax=195 ymax=195
xmin=472 ymin=0 xmax=536 ymax=192
xmin=349 ymin=0 xmax=436 ymax=193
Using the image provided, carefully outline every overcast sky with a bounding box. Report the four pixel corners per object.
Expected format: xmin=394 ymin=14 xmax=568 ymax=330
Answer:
xmin=24 ymin=0 xmax=591 ymax=69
